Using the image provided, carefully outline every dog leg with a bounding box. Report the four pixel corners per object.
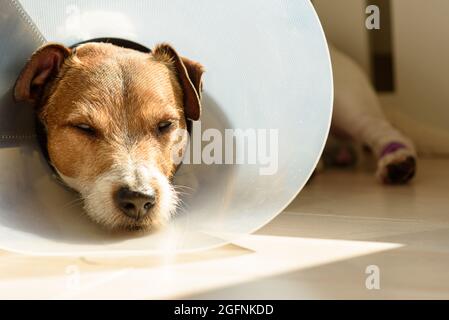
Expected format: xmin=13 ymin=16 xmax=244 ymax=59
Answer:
xmin=330 ymin=45 xmax=416 ymax=184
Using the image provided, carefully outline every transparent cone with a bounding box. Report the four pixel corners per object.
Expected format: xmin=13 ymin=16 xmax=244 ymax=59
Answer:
xmin=0 ymin=0 xmax=332 ymax=255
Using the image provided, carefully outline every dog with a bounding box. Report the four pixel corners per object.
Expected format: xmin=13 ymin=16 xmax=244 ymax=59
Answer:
xmin=325 ymin=45 xmax=417 ymax=184
xmin=14 ymin=41 xmax=204 ymax=231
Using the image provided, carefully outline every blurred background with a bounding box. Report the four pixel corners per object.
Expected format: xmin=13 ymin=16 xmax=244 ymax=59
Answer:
xmin=314 ymin=0 xmax=449 ymax=155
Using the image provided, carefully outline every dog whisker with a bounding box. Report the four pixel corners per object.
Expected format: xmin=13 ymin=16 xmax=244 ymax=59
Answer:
xmin=173 ymin=184 xmax=195 ymax=191
xmin=58 ymin=197 xmax=85 ymax=211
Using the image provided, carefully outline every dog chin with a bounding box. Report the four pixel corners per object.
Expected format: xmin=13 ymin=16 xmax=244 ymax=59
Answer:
xmin=83 ymin=204 xmax=172 ymax=231
xmin=59 ymin=170 xmax=178 ymax=231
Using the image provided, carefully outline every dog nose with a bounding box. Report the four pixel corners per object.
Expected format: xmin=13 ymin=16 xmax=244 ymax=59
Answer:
xmin=114 ymin=187 xmax=156 ymax=220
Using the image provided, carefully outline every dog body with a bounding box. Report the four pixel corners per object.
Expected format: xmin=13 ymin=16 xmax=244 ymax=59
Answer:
xmin=14 ymin=42 xmax=204 ymax=230
xmin=328 ymin=45 xmax=417 ymax=184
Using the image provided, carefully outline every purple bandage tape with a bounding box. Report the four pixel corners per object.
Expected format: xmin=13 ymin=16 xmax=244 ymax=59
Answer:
xmin=380 ymin=142 xmax=407 ymax=158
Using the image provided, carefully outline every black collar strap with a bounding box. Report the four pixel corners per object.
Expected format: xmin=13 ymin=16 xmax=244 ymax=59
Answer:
xmin=69 ymin=37 xmax=151 ymax=53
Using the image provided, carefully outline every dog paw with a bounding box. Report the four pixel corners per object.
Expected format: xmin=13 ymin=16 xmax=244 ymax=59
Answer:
xmin=376 ymin=145 xmax=416 ymax=185
xmin=322 ymin=145 xmax=357 ymax=168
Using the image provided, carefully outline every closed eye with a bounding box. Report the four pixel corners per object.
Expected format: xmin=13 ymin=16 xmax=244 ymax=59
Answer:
xmin=73 ymin=123 xmax=96 ymax=136
xmin=157 ymin=120 xmax=173 ymax=134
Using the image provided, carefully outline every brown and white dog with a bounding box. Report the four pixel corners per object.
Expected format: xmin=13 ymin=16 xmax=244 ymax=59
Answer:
xmin=14 ymin=41 xmax=204 ymax=231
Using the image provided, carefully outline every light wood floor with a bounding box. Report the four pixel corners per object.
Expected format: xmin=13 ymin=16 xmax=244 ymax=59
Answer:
xmin=1 ymin=158 xmax=449 ymax=299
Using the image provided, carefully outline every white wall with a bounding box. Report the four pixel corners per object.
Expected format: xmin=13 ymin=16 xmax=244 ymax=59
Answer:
xmin=313 ymin=0 xmax=370 ymax=74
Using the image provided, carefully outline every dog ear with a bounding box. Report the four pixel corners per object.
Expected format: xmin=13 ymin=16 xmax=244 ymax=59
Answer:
xmin=153 ymin=44 xmax=204 ymax=121
xmin=14 ymin=43 xmax=71 ymax=103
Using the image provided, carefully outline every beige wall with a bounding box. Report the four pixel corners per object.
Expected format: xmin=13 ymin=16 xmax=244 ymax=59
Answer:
xmin=314 ymin=0 xmax=449 ymax=154
xmin=314 ymin=0 xmax=370 ymax=74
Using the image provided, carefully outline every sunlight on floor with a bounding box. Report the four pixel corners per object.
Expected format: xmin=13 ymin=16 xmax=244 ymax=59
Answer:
xmin=0 ymin=234 xmax=402 ymax=299
xmin=1 ymin=158 xmax=448 ymax=299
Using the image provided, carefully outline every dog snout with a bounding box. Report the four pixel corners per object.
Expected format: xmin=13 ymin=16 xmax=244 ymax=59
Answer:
xmin=114 ymin=187 xmax=156 ymax=220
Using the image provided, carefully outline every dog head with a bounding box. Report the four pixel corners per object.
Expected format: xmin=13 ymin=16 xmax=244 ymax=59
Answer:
xmin=14 ymin=42 xmax=204 ymax=231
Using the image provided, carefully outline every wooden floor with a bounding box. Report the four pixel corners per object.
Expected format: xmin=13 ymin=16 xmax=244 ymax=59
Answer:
xmin=1 ymin=158 xmax=449 ymax=299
